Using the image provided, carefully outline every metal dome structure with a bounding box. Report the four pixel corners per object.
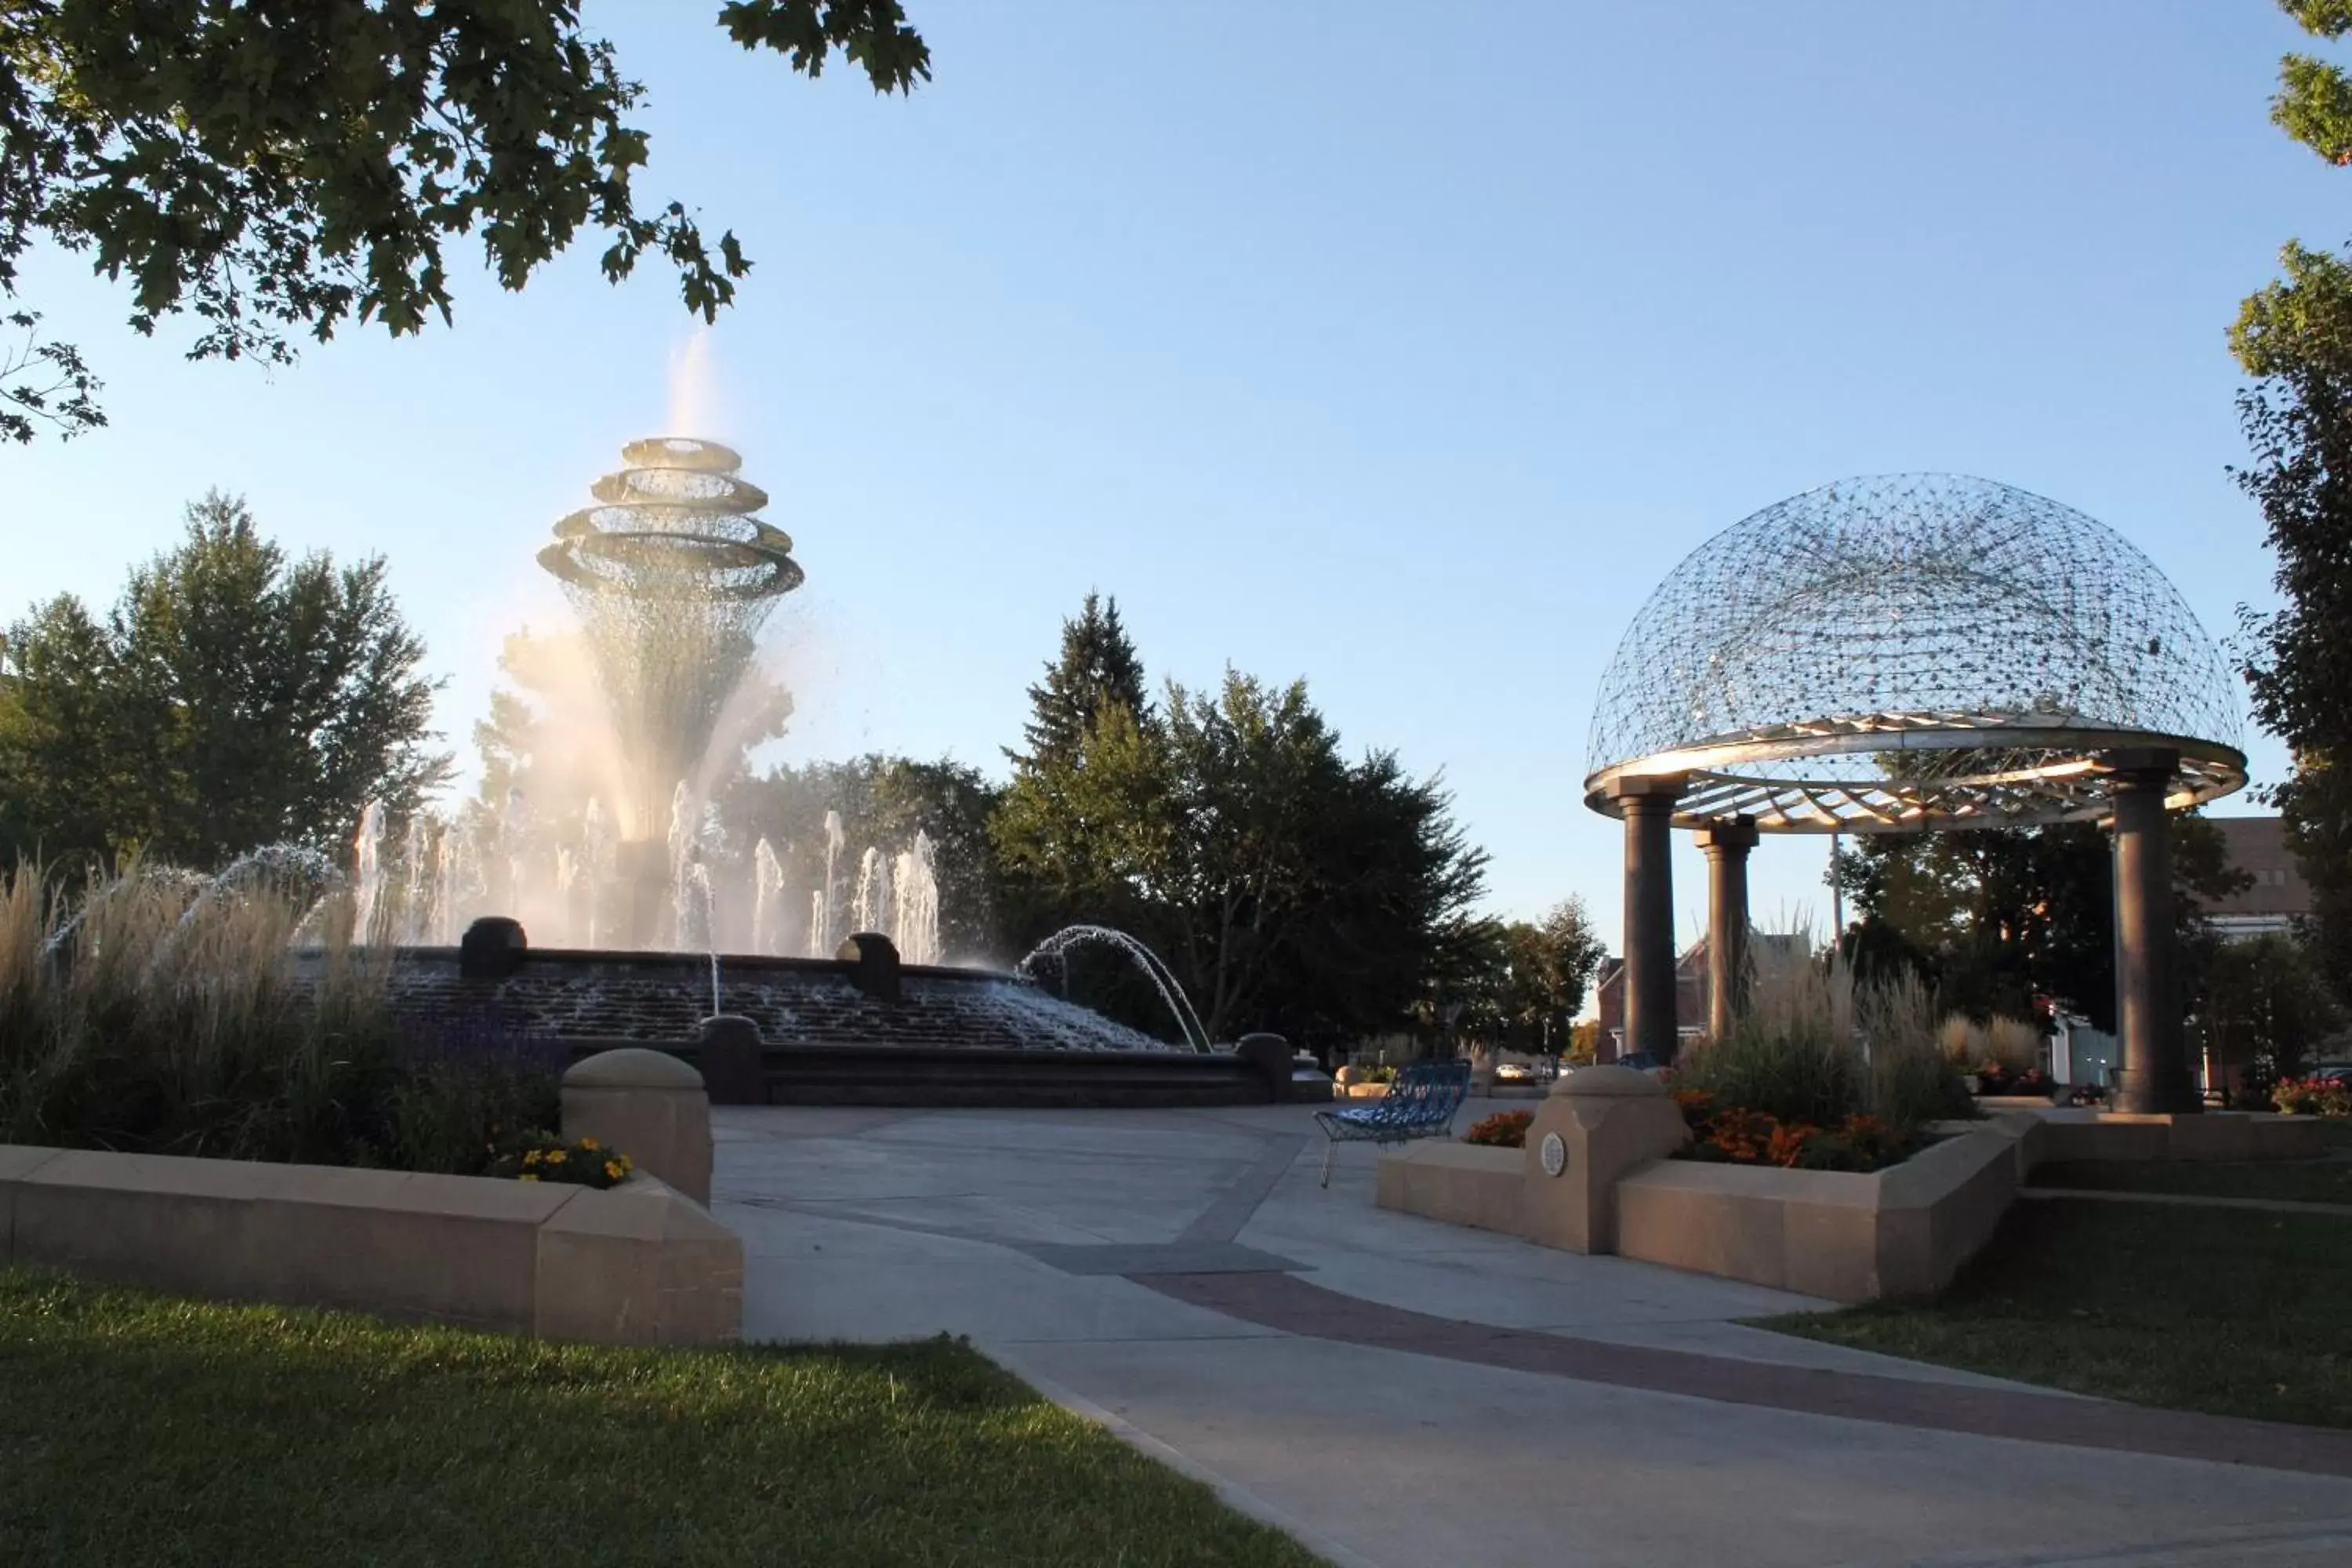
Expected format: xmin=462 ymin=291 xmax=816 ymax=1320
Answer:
xmin=1588 ymin=473 xmax=2242 ymax=1113
xmin=1583 ymin=474 xmax=2246 ymax=831
xmin=539 ymin=437 xmax=804 ymax=842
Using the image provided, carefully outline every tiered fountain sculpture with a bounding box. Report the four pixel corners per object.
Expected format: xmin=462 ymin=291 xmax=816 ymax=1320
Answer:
xmin=538 ymin=437 xmax=803 ymax=946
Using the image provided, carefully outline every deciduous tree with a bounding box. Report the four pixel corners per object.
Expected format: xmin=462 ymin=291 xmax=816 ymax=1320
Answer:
xmin=995 ymin=659 xmax=1489 ymax=1051
xmin=0 ymin=494 xmax=448 ymax=866
xmin=1833 ymin=818 xmax=2245 ymax=1030
xmin=2201 ymin=931 xmax=2342 ymax=1083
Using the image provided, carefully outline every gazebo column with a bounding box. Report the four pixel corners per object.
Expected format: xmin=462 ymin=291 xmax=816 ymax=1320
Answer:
xmin=2108 ymin=748 xmax=2196 ymax=1115
xmin=1610 ymin=775 xmax=1686 ymax=1064
xmin=1697 ymin=816 xmax=1759 ymax=1040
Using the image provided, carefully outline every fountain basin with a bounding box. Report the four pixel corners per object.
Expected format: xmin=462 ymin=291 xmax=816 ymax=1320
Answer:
xmin=367 ymin=945 xmax=1301 ymax=1109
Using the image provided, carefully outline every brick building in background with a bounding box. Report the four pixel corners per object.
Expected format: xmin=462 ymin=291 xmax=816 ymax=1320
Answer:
xmin=1592 ymin=934 xmax=1809 ymax=1061
xmin=2205 ymin=815 xmax=2308 ymax=940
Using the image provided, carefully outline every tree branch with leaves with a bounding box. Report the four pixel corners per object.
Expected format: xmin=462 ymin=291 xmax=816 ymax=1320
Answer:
xmin=0 ymin=0 xmax=927 ymax=441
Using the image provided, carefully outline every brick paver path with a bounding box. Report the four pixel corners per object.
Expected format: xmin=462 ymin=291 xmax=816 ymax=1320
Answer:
xmin=1140 ymin=1269 xmax=2352 ymax=1478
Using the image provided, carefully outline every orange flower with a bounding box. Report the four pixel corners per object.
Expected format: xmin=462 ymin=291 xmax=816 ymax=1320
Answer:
xmin=1766 ymin=1120 xmax=1817 ymax=1167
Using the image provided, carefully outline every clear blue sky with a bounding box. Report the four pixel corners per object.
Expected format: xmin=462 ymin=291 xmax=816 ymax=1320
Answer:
xmin=2 ymin=1 xmax=2336 ymax=956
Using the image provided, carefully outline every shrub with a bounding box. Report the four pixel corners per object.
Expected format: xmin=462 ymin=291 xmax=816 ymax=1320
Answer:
xmin=387 ymin=1007 xmax=568 ymax=1174
xmin=492 ymin=1131 xmax=634 ymax=1189
xmin=1463 ymin=1109 xmax=1532 ymax=1148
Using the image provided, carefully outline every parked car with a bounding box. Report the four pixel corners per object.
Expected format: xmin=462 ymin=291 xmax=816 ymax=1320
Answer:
xmin=1494 ymin=1062 xmax=1535 ymax=1083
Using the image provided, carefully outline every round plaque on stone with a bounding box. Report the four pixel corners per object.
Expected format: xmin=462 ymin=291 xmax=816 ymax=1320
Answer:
xmin=1540 ymin=1131 xmax=1568 ymax=1178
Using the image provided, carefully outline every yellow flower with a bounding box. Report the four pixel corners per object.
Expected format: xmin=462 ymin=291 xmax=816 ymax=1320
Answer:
xmin=604 ymin=1161 xmax=622 ymax=1180
xmin=517 ymin=1173 xmax=540 ymax=1183
xmin=546 ymin=1149 xmax=566 ymax=1164
xmin=617 ymin=1154 xmax=633 ymax=1171
xmin=523 ymin=1149 xmax=541 ymax=1165
xmin=579 ymin=1137 xmax=600 ymax=1151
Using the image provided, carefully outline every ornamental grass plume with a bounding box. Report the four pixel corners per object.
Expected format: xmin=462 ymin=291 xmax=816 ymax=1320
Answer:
xmin=1983 ymin=1014 xmax=2043 ymax=1075
xmin=0 ymin=855 xmax=559 ymax=1172
xmin=1676 ymin=929 xmax=1969 ymax=1141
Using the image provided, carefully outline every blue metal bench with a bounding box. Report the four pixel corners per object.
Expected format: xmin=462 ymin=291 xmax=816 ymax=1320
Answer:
xmin=1314 ymin=1058 xmax=1472 ymax=1186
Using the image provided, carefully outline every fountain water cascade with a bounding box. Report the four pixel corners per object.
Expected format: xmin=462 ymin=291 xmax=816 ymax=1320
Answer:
xmin=1015 ymin=925 xmax=1215 ymax=1054
xmin=752 ymin=839 xmax=787 ymax=955
xmin=347 ymin=787 xmax=948 ymax=967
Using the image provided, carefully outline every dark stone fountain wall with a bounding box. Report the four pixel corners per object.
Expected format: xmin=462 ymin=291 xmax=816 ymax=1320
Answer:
xmin=372 ymin=946 xmax=1293 ymax=1109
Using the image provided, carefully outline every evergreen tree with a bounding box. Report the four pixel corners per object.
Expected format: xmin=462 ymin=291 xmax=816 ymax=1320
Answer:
xmin=1010 ymin=593 xmax=1149 ymax=767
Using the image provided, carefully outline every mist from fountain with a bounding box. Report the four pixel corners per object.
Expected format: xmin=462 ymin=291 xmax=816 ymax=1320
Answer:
xmin=397 ymin=814 xmax=427 ymax=942
xmin=581 ymin=798 xmax=611 ymax=946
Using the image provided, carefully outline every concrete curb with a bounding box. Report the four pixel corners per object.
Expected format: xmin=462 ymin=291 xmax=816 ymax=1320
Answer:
xmin=982 ymin=1343 xmax=1384 ymax=1568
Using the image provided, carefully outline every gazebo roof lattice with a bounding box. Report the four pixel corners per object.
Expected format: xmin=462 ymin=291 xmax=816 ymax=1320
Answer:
xmin=1583 ymin=474 xmax=2247 ymax=832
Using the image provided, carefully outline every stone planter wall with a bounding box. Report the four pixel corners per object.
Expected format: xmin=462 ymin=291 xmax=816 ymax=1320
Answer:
xmin=1375 ymin=1071 xmax=2325 ymax=1304
xmin=1613 ymin=1121 xmax=2022 ymax=1301
xmin=0 ymin=1145 xmax=742 ymax=1345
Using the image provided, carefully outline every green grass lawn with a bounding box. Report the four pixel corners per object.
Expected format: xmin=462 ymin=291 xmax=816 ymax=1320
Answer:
xmin=0 ymin=1268 xmax=1323 ymax=1568
xmin=1757 ymin=1199 xmax=2352 ymax=1428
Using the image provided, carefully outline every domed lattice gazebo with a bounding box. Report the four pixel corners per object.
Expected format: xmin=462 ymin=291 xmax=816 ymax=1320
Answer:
xmin=1585 ymin=474 xmax=2247 ymax=1112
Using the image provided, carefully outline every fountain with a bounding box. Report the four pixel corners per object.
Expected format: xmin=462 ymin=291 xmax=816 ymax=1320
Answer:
xmin=286 ymin=429 xmax=1308 ymax=1109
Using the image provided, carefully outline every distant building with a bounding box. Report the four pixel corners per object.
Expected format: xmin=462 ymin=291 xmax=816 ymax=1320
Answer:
xmin=1593 ymin=933 xmax=1809 ymax=1059
xmin=2206 ymin=815 xmax=2307 ymax=941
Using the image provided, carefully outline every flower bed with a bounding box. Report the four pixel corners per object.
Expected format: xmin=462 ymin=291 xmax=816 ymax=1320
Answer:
xmin=2273 ymin=1077 xmax=2352 ymax=1118
xmin=1669 ymin=1087 xmax=1919 ymax=1174
xmin=493 ymin=1133 xmax=635 ymax=1189
xmin=1463 ymin=1109 xmax=1531 ymax=1148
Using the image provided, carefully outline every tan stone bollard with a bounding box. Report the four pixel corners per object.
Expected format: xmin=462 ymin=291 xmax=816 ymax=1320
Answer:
xmin=561 ymin=1048 xmax=715 ymax=1207
xmin=1518 ymin=1064 xmax=1689 ymax=1254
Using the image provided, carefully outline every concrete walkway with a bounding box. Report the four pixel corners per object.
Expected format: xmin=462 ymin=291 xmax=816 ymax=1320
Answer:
xmin=716 ymin=1102 xmax=2352 ymax=1568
